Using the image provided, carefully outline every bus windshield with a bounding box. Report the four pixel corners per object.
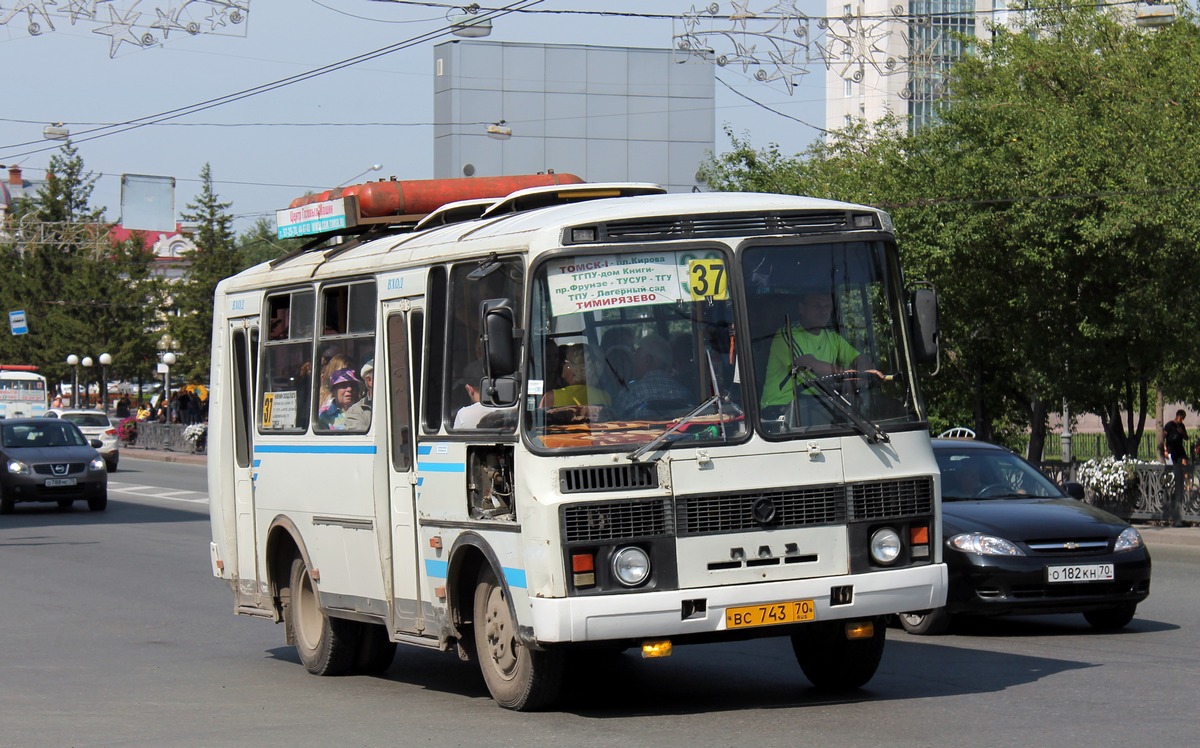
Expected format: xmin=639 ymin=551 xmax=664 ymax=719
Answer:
xmin=526 ymin=248 xmax=746 ymax=451
xmin=742 ymin=240 xmax=921 ymax=438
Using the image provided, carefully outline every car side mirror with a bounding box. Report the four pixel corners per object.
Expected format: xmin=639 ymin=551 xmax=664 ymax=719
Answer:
xmin=89 ymin=439 xmax=103 ymax=449
xmin=1063 ymin=481 xmax=1085 ymax=501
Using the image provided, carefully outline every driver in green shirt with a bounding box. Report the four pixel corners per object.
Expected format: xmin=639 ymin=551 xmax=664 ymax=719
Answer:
xmin=760 ymin=291 xmax=881 ymax=408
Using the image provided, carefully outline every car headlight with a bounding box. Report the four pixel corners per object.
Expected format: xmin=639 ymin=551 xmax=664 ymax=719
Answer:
xmin=1114 ymin=527 xmax=1143 ymax=553
xmin=7 ymin=459 xmax=30 ymax=476
xmin=869 ymin=527 xmax=902 ymax=564
xmin=611 ymin=546 xmax=651 ymax=587
xmin=88 ymin=457 xmax=106 ymax=472
xmin=948 ymin=532 xmax=1026 ymax=556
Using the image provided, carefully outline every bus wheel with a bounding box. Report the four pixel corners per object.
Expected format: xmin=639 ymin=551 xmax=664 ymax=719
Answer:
xmin=354 ymin=622 xmax=397 ymax=675
xmin=791 ymin=617 xmax=886 ymax=691
xmin=473 ymin=566 xmax=563 ymax=710
xmin=288 ymin=556 xmax=358 ymax=676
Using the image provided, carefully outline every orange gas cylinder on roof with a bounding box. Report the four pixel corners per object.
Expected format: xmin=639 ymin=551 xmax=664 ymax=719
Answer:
xmin=288 ymin=173 xmax=585 ymax=217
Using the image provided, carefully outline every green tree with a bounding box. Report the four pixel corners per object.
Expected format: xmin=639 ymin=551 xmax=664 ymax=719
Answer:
xmin=703 ymin=4 xmax=1200 ymax=460
xmin=173 ymin=163 xmax=241 ymax=382
xmin=238 ymin=216 xmax=302 ymax=267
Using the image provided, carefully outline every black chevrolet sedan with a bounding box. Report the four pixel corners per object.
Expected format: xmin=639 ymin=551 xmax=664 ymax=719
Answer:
xmin=0 ymin=418 xmax=108 ymax=513
xmin=898 ymin=438 xmax=1151 ymax=634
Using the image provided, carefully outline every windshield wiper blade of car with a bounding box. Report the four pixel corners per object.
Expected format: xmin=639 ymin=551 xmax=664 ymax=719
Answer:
xmin=794 ymin=368 xmax=890 ymax=444
xmin=628 ymin=394 xmax=722 ymax=462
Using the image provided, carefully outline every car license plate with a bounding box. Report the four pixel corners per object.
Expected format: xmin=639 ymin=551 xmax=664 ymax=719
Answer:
xmin=726 ymin=599 xmax=816 ymax=629
xmin=44 ymin=478 xmax=77 ymax=487
xmin=1046 ymin=564 xmax=1114 ymax=583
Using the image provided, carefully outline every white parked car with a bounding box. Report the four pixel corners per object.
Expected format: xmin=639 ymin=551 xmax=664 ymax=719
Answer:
xmin=44 ymin=409 xmax=120 ymax=472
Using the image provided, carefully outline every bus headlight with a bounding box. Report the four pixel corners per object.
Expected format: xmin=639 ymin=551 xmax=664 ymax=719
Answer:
xmin=869 ymin=528 xmax=902 ymax=565
xmin=612 ymin=546 xmax=651 ymax=587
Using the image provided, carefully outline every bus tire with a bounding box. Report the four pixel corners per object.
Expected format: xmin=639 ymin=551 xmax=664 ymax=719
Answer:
xmin=791 ymin=617 xmax=886 ymax=691
xmin=288 ymin=556 xmax=358 ymax=676
xmin=473 ymin=565 xmax=563 ymax=710
xmin=354 ymin=622 xmax=397 ymax=675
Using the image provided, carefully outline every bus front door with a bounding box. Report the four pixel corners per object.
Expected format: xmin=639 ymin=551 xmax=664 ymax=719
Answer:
xmin=384 ymin=305 xmax=425 ymax=635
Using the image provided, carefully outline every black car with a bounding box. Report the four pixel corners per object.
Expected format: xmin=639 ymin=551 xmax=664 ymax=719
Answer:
xmin=0 ymin=418 xmax=108 ymax=513
xmin=899 ymin=438 xmax=1151 ymax=634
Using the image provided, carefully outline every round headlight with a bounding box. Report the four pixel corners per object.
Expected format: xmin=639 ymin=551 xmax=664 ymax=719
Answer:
xmin=611 ymin=546 xmax=651 ymax=587
xmin=869 ymin=527 xmax=902 ymax=565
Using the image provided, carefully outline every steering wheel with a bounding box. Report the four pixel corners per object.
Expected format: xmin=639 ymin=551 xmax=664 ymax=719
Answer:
xmin=975 ymin=482 xmax=1010 ymax=498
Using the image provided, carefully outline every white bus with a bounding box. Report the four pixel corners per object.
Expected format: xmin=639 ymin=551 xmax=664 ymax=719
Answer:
xmin=208 ymin=176 xmax=947 ymax=710
xmin=0 ymin=367 xmax=49 ymax=419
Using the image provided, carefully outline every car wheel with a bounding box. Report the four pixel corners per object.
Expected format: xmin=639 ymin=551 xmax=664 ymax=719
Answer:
xmin=0 ymin=495 xmax=13 ymax=514
xmin=791 ymin=617 xmax=886 ymax=691
xmin=286 ymin=555 xmax=358 ymax=676
xmin=473 ymin=565 xmax=563 ymax=710
xmin=57 ymin=499 xmax=74 ymax=510
xmin=898 ymin=607 xmax=951 ymax=635
xmin=87 ymin=490 xmax=108 ymax=512
xmin=106 ymin=458 xmax=118 ymax=473
xmin=1084 ymin=603 xmax=1137 ymax=631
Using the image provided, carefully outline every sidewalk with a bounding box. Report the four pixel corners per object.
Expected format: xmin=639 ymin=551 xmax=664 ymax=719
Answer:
xmin=117 ymin=446 xmax=1199 ymax=548
xmin=120 ymin=445 xmax=207 ymax=466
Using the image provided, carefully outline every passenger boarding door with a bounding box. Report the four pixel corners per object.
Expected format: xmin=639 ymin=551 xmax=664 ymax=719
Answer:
xmin=229 ymin=321 xmax=261 ymax=606
xmin=384 ymin=303 xmax=425 ymax=634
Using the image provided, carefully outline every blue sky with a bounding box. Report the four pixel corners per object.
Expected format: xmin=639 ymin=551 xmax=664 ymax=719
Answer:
xmin=2 ymin=1 xmax=828 ymax=234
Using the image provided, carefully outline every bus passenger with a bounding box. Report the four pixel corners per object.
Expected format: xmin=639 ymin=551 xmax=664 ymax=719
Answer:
xmin=344 ymin=360 xmax=374 ymax=430
xmin=615 ymin=334 xmax=690 ymax=417
xmin=544 ymin=343 xmax=611 ymax=408
xmin=319 ymin=368 xmax=361 ymax=430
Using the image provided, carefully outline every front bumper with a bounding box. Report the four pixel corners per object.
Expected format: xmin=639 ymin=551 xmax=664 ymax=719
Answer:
xmin=528 ymin=563 xmax=947 ymax=643
xmin=1 ymin=473 xmax=107 ymax=503
xmin=944 ymin=550 xmax=1152 ymax=617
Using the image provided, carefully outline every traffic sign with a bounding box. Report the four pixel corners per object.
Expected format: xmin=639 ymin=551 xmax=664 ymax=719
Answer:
xmin=9 ymin=310 xmax=28 ymax=335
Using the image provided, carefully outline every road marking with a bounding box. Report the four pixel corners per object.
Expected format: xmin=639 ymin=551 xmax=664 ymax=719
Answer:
xmin=109 ymin=482 xmax=209 ymax=505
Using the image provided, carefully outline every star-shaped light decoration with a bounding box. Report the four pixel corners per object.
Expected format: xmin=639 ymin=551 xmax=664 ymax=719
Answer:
xmin=61 ymin=0 xmax=95 ymax=25
xmin=91 ymin=2 xmax=144 ymax=57
xmin=674 ymin=1 xmax=815 ymax=95
xmin=149 ymin=4 xmax=186 ymax=41
xmin=1 ymin=0 xmax=59 ymax=34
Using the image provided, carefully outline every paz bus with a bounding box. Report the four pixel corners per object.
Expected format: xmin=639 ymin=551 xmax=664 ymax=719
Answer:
xmin=207 ymin=173 xmax=946 ymax=710
xmin=0 ymin=366 xmax=49 ymax=419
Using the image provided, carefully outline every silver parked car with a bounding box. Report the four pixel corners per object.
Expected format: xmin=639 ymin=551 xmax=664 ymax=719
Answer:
xmin=45 ymin=408 xmax=119 ymax=472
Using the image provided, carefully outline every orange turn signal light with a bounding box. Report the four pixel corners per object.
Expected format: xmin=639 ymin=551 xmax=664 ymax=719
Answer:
xmin=572 ymin=553 xmax=595 ymax=573
xmin=911 ymin=526 xmax=929 ymax=545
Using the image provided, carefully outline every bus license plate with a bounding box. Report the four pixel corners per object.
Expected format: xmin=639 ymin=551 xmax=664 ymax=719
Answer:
xmin=726 ymin=599 xmax=816 ymax=629
xmin=1046 ymin=564 xmax=1114 ymax=583
xmin=44 ymin=478 xmax=76 ymax=487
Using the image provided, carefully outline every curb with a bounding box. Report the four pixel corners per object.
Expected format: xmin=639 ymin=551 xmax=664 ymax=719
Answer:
xmin=1136 ymin=525 xmax=1200 ymax=549
xmin=121 ymin=448 xmax=207 ymax=466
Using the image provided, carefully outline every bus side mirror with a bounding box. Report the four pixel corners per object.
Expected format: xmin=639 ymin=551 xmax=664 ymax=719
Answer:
xmin=480 ymin=298 xmax=519 ymax=407
xmin=910 ymin=286 xmax=939 ymax=366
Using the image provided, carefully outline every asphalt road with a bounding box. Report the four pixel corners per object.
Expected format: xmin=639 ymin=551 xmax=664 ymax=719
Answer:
xmin=1 ymin=457 xmax=1197 ymax=747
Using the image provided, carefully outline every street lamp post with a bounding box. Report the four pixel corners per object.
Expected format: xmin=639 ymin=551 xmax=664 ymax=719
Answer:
xmin=99 ymin=353 xmax=112 ymax=413
xmin=66 ymin=355 xmax=80 ymax=408
xmin=81 ymin=356 xmax=94 ymax=408
xmin=162 ymin=352 xmax=176 ymax=415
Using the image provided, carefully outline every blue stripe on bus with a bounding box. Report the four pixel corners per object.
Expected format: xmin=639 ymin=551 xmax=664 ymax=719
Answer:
xmin=253 ymin=444 xmax=377 ymax=455
xmin=424 ymin=559 xmax=527 ymax=589
xmin=416 ymin=477 xmax=424 ymax=487
xmin=417 ymin=461 xmax=466 ymax=473
xmin=417 ymin=444 xmax=433 ymax=455
xmin=252 ymin=459 xmax=261 ymax=468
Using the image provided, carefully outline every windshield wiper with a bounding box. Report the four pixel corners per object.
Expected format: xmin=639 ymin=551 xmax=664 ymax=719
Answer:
xmin=792 ymin=368 xmax=890 ymax=444
xmin=628 ymin=394 xmax=723 ymax=462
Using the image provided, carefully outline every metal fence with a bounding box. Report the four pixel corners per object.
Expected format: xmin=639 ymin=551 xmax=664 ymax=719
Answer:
xmin=1040 ymin=462 xmax=1198 ymax=524
xmin=121 ymin=423 xmax=203 ymax=453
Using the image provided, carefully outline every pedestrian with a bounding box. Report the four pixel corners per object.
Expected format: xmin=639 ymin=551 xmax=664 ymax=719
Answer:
xmin=115 ymin=395 xmax=131 ymax=419
xmin=1163 ymin=409 xmax=1189 ymax=527
xmin=51 ymin=393 xmax=63 ymax=409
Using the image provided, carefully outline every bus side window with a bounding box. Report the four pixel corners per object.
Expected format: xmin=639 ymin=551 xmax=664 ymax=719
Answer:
xmin=422 ymin=268 xmax=447 ymax=433
xmin=260 ymin=290 xmax=314 ymax=433
xmin=315 ymin=281 xmax=376 ymax=433
xmin=446 ymin=257 xmax=523 ymax=431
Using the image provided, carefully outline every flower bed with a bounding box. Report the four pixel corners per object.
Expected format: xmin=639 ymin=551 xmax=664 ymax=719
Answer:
xmin=1076 ymin=457 xmax=1146 ymax=504
xmin=184 ymin=423 xmax=207 ymax=452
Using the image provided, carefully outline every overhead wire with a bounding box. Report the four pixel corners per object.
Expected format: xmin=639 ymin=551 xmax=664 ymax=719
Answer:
xmin=0 ymin=0 xmax=545 ymax=159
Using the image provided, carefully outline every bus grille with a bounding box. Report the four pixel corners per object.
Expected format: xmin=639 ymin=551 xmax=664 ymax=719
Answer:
xmin=560 ymin=464 xmax=658 ymax=494
xmin=675 ymin=485 xmax=846 ymax=536
xmin=848 ymin=477 xmax=934 ymax=520
xmin=562 ymin=499 xmax=671 ymax=542
xmin=676 ymin=477 xmax=934 ymax=536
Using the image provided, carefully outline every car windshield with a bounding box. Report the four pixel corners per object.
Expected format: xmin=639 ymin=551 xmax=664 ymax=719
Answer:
xmin=936 ymin=446 xmax=1063 ymax=500
xmin=61 ymin=413 xmax=110 ymax=428
xmin=0 ymin=422 xmax=88 ymax=448
xmin=525 ymin=248 xmax=745 ymax=451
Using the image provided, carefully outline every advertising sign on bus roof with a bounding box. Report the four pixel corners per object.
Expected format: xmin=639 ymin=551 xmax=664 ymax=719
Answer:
xmin=276 ymin=197 xmax=357 ymax=240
